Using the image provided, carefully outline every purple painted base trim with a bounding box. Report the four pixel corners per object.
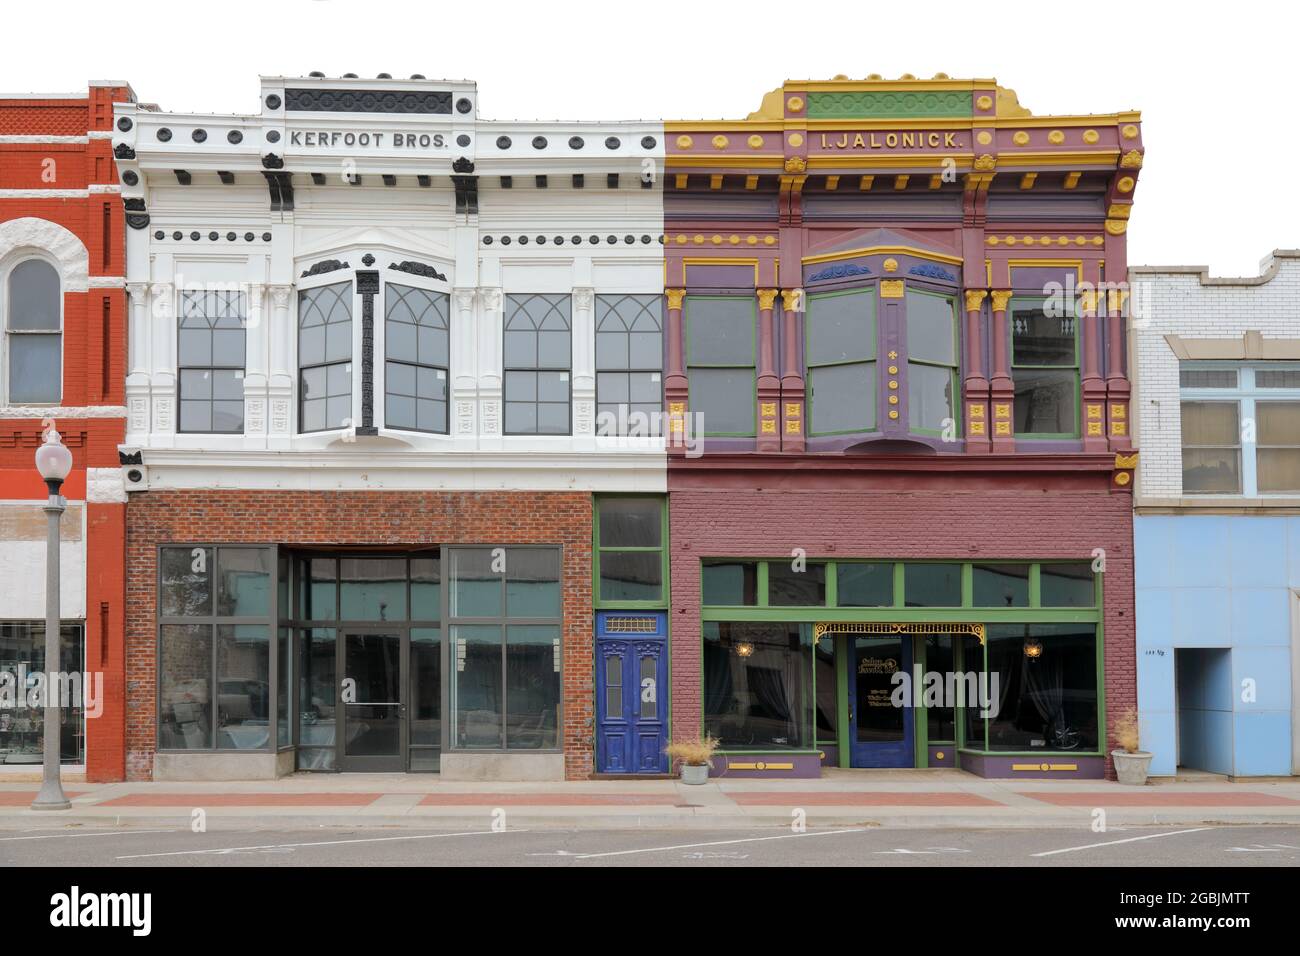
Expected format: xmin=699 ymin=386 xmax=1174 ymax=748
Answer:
xmin=818 ymin=745 xmax=839 ymax=767
xmin=960 ymin=750 xmax=1105 ymax=779
xmin=928 ymin=745 xmax=956 ymax=767
xmin=710 ymin=752 xmax=823 ymax=779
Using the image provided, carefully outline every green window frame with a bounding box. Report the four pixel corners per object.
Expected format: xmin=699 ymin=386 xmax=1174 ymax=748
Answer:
xmin=1010 ymin=295 xmax=1080 ymax=439
xmin=904 ymin=288 xmax=959 ymax=437
xmin=685 ymin=295 xmax=757 ymax=437
xmin=805 ymin=288 xmax=877 ymax=436
xmin=593 ymin=495 xmax=668 ymax=608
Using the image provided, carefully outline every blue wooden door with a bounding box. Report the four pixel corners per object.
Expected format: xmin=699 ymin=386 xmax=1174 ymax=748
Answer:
xmin=849 ymin=634 xmax=915 ymax=768
xmin=595 ymin=613 xmax=668 ymax=773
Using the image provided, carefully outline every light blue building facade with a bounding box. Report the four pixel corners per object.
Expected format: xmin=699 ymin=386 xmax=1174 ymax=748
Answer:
xmin=1131 ymin=252 xmax=1300 ymax=778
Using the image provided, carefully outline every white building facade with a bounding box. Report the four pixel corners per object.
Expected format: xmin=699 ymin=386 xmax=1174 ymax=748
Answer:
xmin=112 ymin=76 xmax=669 ymax=781
xmin=1130 ymin=250 xmax=1300 ymax=777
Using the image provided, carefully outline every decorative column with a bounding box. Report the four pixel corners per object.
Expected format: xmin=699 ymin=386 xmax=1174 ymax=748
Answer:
xmin=1106 ymin=287 xmax=1132 ymax=450
xmin=478 ymin=288 xmax=503 ymax=447
xmin=1080 ymin=287 xmax=1108 ymax=452
xmin=243 ymin=283 xmax=268 ymax=446
xmin=756 ymin=289 xmax=781 ymax=451
xmin=148 ymin=282 xmax=175 ymax=445
xmin=779 ymin=289 xmax=805 ymax=452
xmin=267 ymin=285 xmax=294 ymax=448
xmin=963 ymin=290 xmax=990 ymax=453
xmin=355 ymin=270 xmax=380 ymax=436
xmin=988 ymin=289 xmax=1014 ymax=453
xmin=125 ymin=282 xmax=151 ymax=443
xmin=451 ymin=288 xmax=478 ymax=445
xmin=571 ymin=287 xmax=596 ymax=442
xmin=664 ymin=289 xmax=687 ymax=455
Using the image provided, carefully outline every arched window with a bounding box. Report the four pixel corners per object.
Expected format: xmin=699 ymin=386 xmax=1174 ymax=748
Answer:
xmin=5 ymin=258 xmax=62 ymax=403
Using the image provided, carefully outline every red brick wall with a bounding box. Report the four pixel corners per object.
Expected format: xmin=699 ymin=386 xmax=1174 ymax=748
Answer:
xmin=667 ymin=477 xmax=1135 ymax=779
xmin=124 ymin=490 xmax=594 ymax=780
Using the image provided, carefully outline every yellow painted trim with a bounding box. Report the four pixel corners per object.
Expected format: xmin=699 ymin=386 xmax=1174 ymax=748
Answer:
xmin=670 ymin=114 xmax=1139 ymax=133
xmin=1011 ymin=763 xmax=1079 ymax=772
xmin=803 ymin=244 xmax=963 ymax=266
xmin=807 ymin=153 xmax=975 ymax=170
xmin=794 ymin=78 xmax=993 ymax=92
xmin=682 ymin=257 xmax=761 ymax=284
xmin=1006 ymin=258 xmax=1085 ymax=282
xmin=667 ymin=121 xmax=785 ymax=132
xmin=996 ymin=150 xmax=1121 ymax=167
xmin=726 ymin=762 xmax=797 ymax=771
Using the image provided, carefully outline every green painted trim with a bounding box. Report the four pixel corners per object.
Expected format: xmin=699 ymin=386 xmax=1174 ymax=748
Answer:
xmin=701 ymin=607 xmax=1100 ymax=624
xmin=892 ymin=562 xmax=905 ymax=607
xmin=960 ymin=563 xmax=973 ymax=607
xmin=824 ymin=564 xmax=839 ymax=607
xmin=913 ymin=637 xmax=927 ymax=767
xmin=806 ymin=90 xmax=974 ymax=120
xmin=836 ymin=634 xmax=850 ymax=769
xmin=591 ymin=494 xmax=669 ymax=610
xmin=1028 ymin=563 xmax=1042 ymax=607
xmin=756 ymin=561 xmax=769 ymax=608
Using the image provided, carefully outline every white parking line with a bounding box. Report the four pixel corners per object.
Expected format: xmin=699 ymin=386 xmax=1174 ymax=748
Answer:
xmin=0 ymin=829 xmax=176 ymax=843
xmin=1031 ymin=827 xmax=1215 ymax=858
xmin=572 ymin=828 xmax=869 ymax=860
xmin=116 ymin=828 xmax=524 ymax=860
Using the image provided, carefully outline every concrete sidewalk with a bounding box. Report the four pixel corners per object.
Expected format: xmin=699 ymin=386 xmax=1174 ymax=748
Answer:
xmin=2 ymin=770 xmax=1299 ymax=830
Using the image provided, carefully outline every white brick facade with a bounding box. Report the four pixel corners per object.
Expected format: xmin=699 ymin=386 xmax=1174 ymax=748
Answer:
xmin=1129 ymin=250 xmax=1300 ymax=503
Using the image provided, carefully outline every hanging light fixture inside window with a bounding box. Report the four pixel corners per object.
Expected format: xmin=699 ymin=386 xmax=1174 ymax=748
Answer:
xmin=1023 ymin=637 xmax=1043 ymax=660
xmin=736 ymin=641 xmax=755 ymax=658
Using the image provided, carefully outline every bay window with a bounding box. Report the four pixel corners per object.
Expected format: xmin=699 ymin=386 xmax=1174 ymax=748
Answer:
xmin=905 ymin=289 xmax=958 ymax=433
xmin=384 ymin=283 xmax=450 ymax=434
xmin=298 ymin=281 xmax=353 ymax=433
xmin=806 ymin=289 xmax=875 ymax=435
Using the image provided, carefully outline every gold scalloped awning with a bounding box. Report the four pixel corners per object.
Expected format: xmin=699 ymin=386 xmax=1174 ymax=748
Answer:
xmin=813 ymin=621 xmax=986 ymax=644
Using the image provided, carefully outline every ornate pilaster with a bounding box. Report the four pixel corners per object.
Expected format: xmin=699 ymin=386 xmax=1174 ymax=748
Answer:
xmin=452 ymin=288 xmax=478 ymax=441
xmin=571 ymin=287 xmax=596 ymax=439
xmin=1079 ymin=288 xmax=1108 ymax=452
xmin=148 ymin=282 xmax=175 ymax=445
xmin=756 ymin=289 xmax=780 ymax=451
xmin=1106 ymin=287 xmax=1132 ymax=451
xmin=989 ymin=289 xmax=1014 ymax=452
xmin=779 ymin=289 xmax=805 ymax=452
xmin=125 ymin=282 xmax=151 ymax=444
xmin=664 ymin=289 xmax=688 ymax=455
xmin=267 ymin=284 xmax=294 ymax=449
xmin=478 ymin=287 xmax=503 ymax=441
xmin=962 ymin=289 xmax=990 ymax=454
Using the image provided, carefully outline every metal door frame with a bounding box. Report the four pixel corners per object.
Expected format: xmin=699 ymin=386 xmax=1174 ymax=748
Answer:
xmin=337 ymin=624 xmax=409 ymax=772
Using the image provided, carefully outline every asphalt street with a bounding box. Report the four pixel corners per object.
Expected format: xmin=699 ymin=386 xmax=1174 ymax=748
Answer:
xmin=5 ymin=823 xmax=1299 ymax=867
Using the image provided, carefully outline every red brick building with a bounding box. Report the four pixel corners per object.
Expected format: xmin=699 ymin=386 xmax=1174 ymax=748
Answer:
xmin=0 ymin=82 xmax=134 ymax=781
xmin=663 ymin=76 xmax=1141 ymax=779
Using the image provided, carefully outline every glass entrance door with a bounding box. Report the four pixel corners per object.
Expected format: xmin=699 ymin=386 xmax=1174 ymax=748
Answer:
xmin=339 ymin=630 xmax=406 ymax=771
xmin=848 ymin=635 xmax=915 ymax=768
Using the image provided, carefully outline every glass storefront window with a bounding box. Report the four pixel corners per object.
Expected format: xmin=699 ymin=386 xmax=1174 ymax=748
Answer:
xmin=702 ymin=621 xmax=813 ymax=749
xmin=924 ymin=634 xmax=955 ymax=743
xmin=1040 ymin=563 xmax=1096 ymax=607
xmin=984 ymin=624 xmax=1098 ymax=752
xmin=300 ymin=557 xmax=337 ymax=620
xmin=815 ymin=632 xmax=836 ymax=743
xmin=505 ymin=625 xmax=560 ymax=749
xmin=215 ymin=624 xmax=270 ymax=750
xmin=836 ymin=563 xmax=892 ymax=607
xmin=972 ymin=564 xmax=1029 ymax=608
xmin=159 ymin=623 xmax=214 ymax=749
xmin=409 ymin=626 xmax=441 ymax=768
xmin=410 ymin=556 xmax=440 ymax=620
xmin=904 ymin=563 xmax=961 ymax=607
xmin=0 ymin=622 xmax=85 ymax=765
xmin=297 ymin=627 xmax=336 ymax=770
xmin=340 ymin=557 xmax=407 ymax=622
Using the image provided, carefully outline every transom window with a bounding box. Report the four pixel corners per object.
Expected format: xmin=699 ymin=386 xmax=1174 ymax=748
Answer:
xmin=4 ymin=258 xmax=62 ymax=404
xmin=1011 ymin=297 xmax=1079 ymax=437
xmin=178 ymin=290 xmax=246 ymax=433
xmin=504 ymin=293 xmax=571 ymax=435
xmin=384 ymin=283 xmax=449 ymax=434
xmin=298 ymin=282 xmax=353 ymax=433
xmin=594 ymin=496 xmax=666 ymax=605
xmin=686 ymin=296 xmax=756 ymax=437
xmin=1180 ymin=362 xmax=1300 ymax=495
xmin=595 ymin=294 xmax=663 ymax=434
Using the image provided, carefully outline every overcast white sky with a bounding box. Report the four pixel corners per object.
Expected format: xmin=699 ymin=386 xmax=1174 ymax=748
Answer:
xmin=9 ymin=0 xmax=1295 ymax=275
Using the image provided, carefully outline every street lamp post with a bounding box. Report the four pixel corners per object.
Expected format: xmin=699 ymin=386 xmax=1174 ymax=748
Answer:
xmin=31 ymin=426 xmax=73 ymax=811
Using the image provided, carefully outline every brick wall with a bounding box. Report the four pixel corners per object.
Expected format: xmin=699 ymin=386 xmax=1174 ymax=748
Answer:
xmin=124 ymin=489 xmax=594 ymax=780
xmin=667 ymin=479 xmax=1136 ymax=779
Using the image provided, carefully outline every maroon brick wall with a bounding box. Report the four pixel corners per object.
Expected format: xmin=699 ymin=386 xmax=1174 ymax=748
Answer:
xmin=667 ymin=470 xmax=1135 ymax=779
xmin=125 ymin=489 xmax=593 ymax=780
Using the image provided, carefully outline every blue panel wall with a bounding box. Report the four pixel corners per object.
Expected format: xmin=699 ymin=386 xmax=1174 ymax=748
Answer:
xmin=1135 ymin=515 xmax=1296 ymax=777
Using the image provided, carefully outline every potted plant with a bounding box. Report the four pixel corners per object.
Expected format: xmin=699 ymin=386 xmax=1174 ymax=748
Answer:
xmin=1110 ymin=706 xmax=1153 ymax=785
xmin=666 ymin=735 xmax=720 ymax=785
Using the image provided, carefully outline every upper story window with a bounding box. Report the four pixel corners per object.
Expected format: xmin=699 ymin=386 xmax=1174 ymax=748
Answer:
xmin=298 ymin=281 xmax=353 ymax=433
xmin=686 ymin=296 xmax=755 ymax=437
xmin=905 ymin=289 xmax=958 ymax=434
xmin=4 ymin=258 xmax=62 ymax=404
xmin=504 ymin=293 xmax=571 ymax=435
xmin=595 ymin=294 xmax=663 ymax=434
xmin=1180 ymin=363 xmax=1300 ymax=495
xmin=806 ymin=289 xmax=875 ymax=435
xmin=178 ymin=290 xmax=246 ymax=433
xmin=384 ymin=284 xmax=449 ymax=434
xmin=1011 ymin=297 xmax=1078 ymax=437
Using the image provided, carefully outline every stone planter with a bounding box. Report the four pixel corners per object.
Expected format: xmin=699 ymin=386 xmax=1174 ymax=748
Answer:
xmin=680 ymin=763 xmax=710 ymax=785
xmin=1111 ymin=749 xmax=1154 ymax=786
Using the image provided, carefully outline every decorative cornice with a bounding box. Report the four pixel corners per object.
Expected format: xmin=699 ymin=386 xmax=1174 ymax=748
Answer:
xmin=388 ymin=260 xmax=447 ymax=281
xmin=807 ymin=262 xmax=871 ymax=283
xmin=301 ymin=259 xmax=350 ymax=279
